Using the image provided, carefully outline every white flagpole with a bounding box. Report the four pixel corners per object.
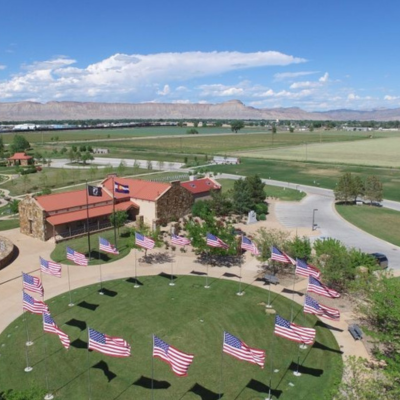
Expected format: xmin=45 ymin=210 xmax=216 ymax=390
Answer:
xmin=169 ymin=248 xmax=175 ymax=286
xmin=43 ymin=330 xmax=54 ymax=400
xmin=134 ymin=249 xmax=140 ymax=288
xmin=236 ymin=242 xmax=243 ymax=296
xmin=87 ymin=329 xmax=92 ymax=400
xmin=21 ymin=273 xmax=33 ymax=346
xmin=205 ymin=250 xmax=210 ymax=289
xmin=151 ymin=334 xmax=155 ymax=400
xmin=67 ymin=264 xmax=74 ymax=307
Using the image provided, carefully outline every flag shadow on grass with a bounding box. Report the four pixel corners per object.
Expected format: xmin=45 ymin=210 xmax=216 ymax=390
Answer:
xmin=91 ymin=251 xmax=112 ymax=262
xmin=281 ymin=288 xmax=304 ymax=297
xmin=313 ymin=340 xmax=343 ymax=354
xmin=315 ymin=320 xmax=344 ymax=332
xmin=190 ymin=270 xmax=207 ymax=276
xmin=125 ymin=277 xmax=144 ymax=286
xmin=92 ymin=360 xmax=117 ymax=382
xmin=133 ymin=375 xmax=171 ymax=390
xmin=70 ymin=338 xmax=88 ymax=349
xmin=222 ymin=272 xmax=240 ymax=279
xmin=99 ymin=288 xmax=118 ymax=297
xmin=77 ymin=301 xmax=100 ymax=311
xmin=245 ymin=379 xmax=282 ymax=399
xmin=158 ymin=272 xmax=178 ymax=281
xmin=65 ymin=318 xmax=87 ymax=331
xmin=187 ymin=383 xmax=221 ymax=400
xmin=288 ymin=361 xmax=324 ymax=377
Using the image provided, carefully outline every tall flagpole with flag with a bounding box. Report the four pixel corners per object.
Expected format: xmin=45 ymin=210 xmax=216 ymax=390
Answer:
xmin=21 ymin=272 xmax=33 ymax=347
xmin=85 ymin=181 xmax=91 ymax=260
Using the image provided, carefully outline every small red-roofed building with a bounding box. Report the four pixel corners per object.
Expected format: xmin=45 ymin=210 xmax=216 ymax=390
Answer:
xmin=181 ymin=176 xmax=221 ymax=201
xmin=7 ymin=152 xmax=33 ymax=167
xmin=18 ymin=176 xmax=193 ymax=241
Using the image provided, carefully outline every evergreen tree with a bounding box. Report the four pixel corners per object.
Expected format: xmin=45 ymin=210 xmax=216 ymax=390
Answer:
xmin=232 ymin=179 xmax=252 ymax=214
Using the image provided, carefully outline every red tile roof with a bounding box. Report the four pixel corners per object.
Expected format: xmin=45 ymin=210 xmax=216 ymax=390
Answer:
xmin=102 ymin=177 xmax=171 ymax=201
xmin=8 ymin=152 xmax=32 ymax=160
xmin=36 ymin=189 xmax=113 ymax=212
xmin=47 ymin=202 xmax=136 ymax=226
xmin=181 ymin=178 xmax=221 ymax=194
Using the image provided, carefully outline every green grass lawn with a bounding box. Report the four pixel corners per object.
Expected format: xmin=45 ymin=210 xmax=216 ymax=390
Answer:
xmin=0 ymin=276 xmax=342 ymax=399
xmin=208 ymin=158 xmax=400 ymax=202
xmin=51 ymin=229 xmax=132 ymax=265
xmin=217 ymin=178 xmax=306 ymax=202
xmin=0 ymin=217 xmax=19 ymax=231
xmin=335 ymin=204 xmax=400 ymax=247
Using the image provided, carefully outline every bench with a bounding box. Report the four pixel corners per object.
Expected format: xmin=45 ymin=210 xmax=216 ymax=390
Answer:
xmin=264 ymin=274 xmax=280 ymax=285
xmin=348 ymin=324 xmax=363 ymax=340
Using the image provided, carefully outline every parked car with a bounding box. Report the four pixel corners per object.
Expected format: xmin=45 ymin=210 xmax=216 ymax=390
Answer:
xmin=369 ymin=253 xmax=389 ymax=269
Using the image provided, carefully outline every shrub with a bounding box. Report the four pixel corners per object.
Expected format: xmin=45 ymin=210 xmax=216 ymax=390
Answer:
xmin=255 ymin=202 xmax=269 ymax=215
xmin=258 ymin=213 xmax=266 ymax=221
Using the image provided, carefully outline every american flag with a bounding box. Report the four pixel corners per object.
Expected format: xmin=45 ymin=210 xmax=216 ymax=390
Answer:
xmin=304 ymin=295 xmax=340 ymax=321
xmin=274 ymin=315 xmax=316 ymax=345
xmin=22 ymin=272 xmax=44 ymax=296
xmin=206 ymin=233 xmax=229 ymax=249
xmin=153 ymin=336 xmax=194 ymax=377
xmin=135 ymin=232 xmax=155 ymax=250
xmin=114 ymin=181 xmax=130 ymax=194
xmin=23 ymin=292 xmax=48 ymax=315
xmin=241 ymin=236 xmax=260 ymax=256
xmin=43 ymin=312 xmax=70 ymax=349
xmin=88 ymin=328 xmax=131 ymax=357
xmin=66 ymin=247 xmax=88 ymax=266
xmin=295 ymin=258 xmax=321 ymax=279
xmin=171 ymin=234 xmax=191 ymax=246
xmin=223 ymin=332 xmax=265 ymax=368
xmin=99 ymin=237 xmax=119 ymax=255
xmin=307 ymin=276 xmax=340 ymax=298
xmin=271 ymin=246 xmax=295 ymax=264
xmin=40 ymin=256 xmax=62 ymax=278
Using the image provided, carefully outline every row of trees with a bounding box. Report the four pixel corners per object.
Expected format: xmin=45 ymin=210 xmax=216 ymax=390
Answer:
xmin=334 ymin=172 xmax=383 ymax=204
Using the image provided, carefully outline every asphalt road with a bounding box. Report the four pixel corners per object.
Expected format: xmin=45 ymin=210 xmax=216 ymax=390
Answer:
xmin=220 ymin=173 xmax=400 ymax=270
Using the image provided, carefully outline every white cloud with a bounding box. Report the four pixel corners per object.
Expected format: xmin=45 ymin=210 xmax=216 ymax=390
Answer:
xmin=319 ymin=72 xmax=329 ymax=82
xmin=290 ymin=72 xmax=329 ymax=89
xmin=172 ymin=99 xmax=191 ymax=104
xmin=347 ymin=93 xmax=360 ymax=100
xmin=384 ymin=95 xmax=399 ymax=101
xmin=273 ymin=71 xmax=318 ymax=81
xmin=0 ymin=64 xmax=6 ymax=70
xmin=0 ymin=51 xmax=306 ymax=102
xmin=157 ymin=84 xmax=170 ymax=96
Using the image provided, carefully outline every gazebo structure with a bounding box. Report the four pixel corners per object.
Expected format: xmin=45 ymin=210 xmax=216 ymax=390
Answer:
xmin=7 ymin=152 xmax=33 ymax=167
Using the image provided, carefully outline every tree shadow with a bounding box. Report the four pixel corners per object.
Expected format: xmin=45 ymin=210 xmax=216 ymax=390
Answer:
xmin=125 ymin=277 xmax=144 ymax=286
xmin=91 ymin=251 xmax=111 ymax=262
xmin=315 ymin=320 xmax=343 ymax=332
xmin=158 ymin=272 xmax=177 ymax=281
xmin=65 ymin=318 xmax=87 ymax=331
xmin=133 ymin=375 xmax=171 ymax=390
xmin=99 ymin=288 xmax=118 ymax=297
xmin=187 ymin=383 xmax=222 ymax=400
xmin=246 ymin=379 xmax=282 ymax=398
xmin=196 ymin=253 xmax=241 ymax=268
xmin=313 ymin=340 xmax=343 ymax=354
xmin=70 ymin=338 xmax=88 ymax=349
xmin=288 ymin=361 xmax=324 ymax=377
xmin=92 ymin=360 xmax=117 ymax=382
xmin=77 ymin=301 xmax=99 ymax=311
xmin=140 ymin=252 xmax=173 ymax=265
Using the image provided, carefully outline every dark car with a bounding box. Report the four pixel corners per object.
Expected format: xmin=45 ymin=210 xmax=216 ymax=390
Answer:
xmin=370 ymin=253 xmax=389 ymax=269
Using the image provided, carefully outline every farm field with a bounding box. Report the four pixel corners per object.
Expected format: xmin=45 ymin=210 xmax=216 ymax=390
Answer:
xmin=235 ymin=137 xmax=400 ymax=168
xmin=207 ymin=158 xmax=400 ymax=202
xmin=0 ymin=276 xmax=342 ymax=399
xmin=336 ymin=204 xmax=400 ymax=248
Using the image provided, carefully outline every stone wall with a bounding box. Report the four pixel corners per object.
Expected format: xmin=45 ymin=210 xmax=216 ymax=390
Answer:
xmin=156 ymin=181 xmax=193 ymax=223
xmin=0 ymin=236 xmax=16 ymax=270
xmin=19 ymin=195 xmax=47 ymax=241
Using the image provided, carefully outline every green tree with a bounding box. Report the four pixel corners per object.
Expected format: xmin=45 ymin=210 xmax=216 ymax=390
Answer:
xmin=133 ymin=160 xmax=140 ymax=173
xmin=245 ymin=174 xmax=266 ymax=205
xmin=253 ymin=227 xmax=290 ymax=266
xmin=0 ymin=136 xmax=5 ymax=157
xmin=81 ymin=152 xmax=94 ymax=165
xmin=9 ymin=199 xmax=20 ymax=214
xmin=117 ymin=160 xmax=127 ymax=176
xmin=147 ymin=160 xmax=153 ymax=170
xmin=289 ymin=126 xmax=294 ymax=133
xmin=272 ymin=124 xmax=277 ymax=134
xmin=186 ymin=128 xmax=199 ymax=135
xmin=109 ymin=210 xmax=128 ymax=235
xmin=10 ymin=135 xmax=30 ymax=154
xmin=232 ymin=178 xmax=252 ymax=214
xmin=334 ymin=172 xmax=356 ymax=203
xmin=230 ymin=120 xmax=245 ymax=133
xmin=79 ymin=145 xmax=87 ymax=152
xmin=209 ymin=190 xmax=232 ymax=216
xmin=192 ymin=200 xmax=212 ymax=220
xmin=285 ymin=235 xmax=311 ymax=260
xmin=364 ymin=175 xmax=383 ymax=204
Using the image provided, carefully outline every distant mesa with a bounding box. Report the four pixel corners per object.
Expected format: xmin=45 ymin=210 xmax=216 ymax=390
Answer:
xmin=0 ymin=100 xmax=400 ymax=121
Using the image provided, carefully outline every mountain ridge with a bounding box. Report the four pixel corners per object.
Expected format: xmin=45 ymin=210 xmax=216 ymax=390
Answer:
xmin=1 ymin=100 xmax=400 ymax=121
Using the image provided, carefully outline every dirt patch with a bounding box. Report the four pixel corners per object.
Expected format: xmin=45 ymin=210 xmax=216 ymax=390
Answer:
xmin=306 ymin=168 xmax=341 ymax=177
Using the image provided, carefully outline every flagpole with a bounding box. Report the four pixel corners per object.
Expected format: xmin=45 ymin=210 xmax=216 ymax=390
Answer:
xmin=85 ymin=181 xmax=92 ymax=260
xmin=300 ymin=301 xmax=308 ymax=350
xmin=219 ymin=332 xmax=224 ymax=400
xmin=24 ymin=338 xmax=32 ymax=372
xmin=290 ymin=263 xmax=297 ymax=323
xmin=151 ymin=334 xmax=155 ymax=400
xmin=112 ymin=176 xmax=117 ymax=248
xmin=266 ymin=328 xmax=276 ymax=400
xmin=87 ymin=331 xmax=92 ymax=400
xmin=236 ymin=246 xmax=243 ymax=296
xmin=169 ymin=248 xmax=175 ymax=286
xmin=205 ymin=250 xmax=210 ymax=289
xmin=293 ymin=342 xmax=302 ymax=377
xmin=99 ymin=263 xmax=104 ymax=295
xmin=40 ymin=268 xmax=44 ymax=300
xmin=67 ymin=264 xmax=74 ymax=307
xmin=134 ymin=249 xmax=140 ymax=288
xmin=22 ymin=273 xmax=33 ymax=346
xmin=43 ymin=330 xmax=54 ymax=400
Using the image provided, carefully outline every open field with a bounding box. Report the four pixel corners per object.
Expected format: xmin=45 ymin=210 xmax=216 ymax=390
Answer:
xmin=0 ymin=276 xmax=342 ymax=399
xmin=207 ymin=158 xmax=400 ymax=202
xmin=336 ymin=204 xmax=400 ymax=248
xmin=217 ymin=178 xmax=306 ymax=202
xmin=235 ymin=137 xmax=400 ymax=168
xmin=0 ymin=217 xmax=19 ymax=231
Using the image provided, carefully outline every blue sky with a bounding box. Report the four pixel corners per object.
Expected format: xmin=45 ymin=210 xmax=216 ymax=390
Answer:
xmin=1 ymin=0 xmax=399 ymax=111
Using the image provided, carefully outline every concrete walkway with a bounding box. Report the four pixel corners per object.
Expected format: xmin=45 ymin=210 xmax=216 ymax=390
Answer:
xmin=0 ymin=224 xmax=370 ymax=361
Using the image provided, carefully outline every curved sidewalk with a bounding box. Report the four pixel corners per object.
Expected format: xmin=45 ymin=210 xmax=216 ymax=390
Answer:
xmin=0 ymin=228 xmax=369 ymax=361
